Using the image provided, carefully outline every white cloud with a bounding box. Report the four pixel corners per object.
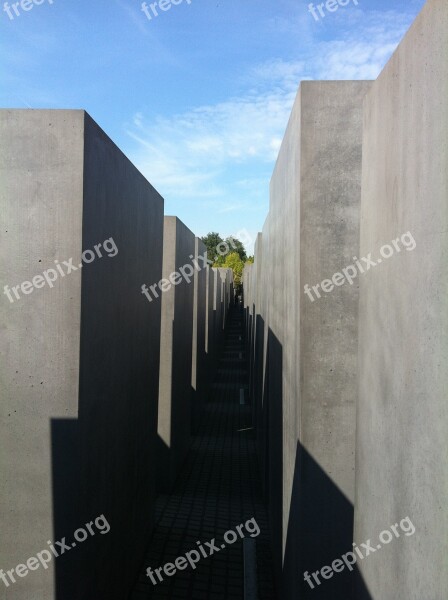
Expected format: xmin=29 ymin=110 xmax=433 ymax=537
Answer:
xmin=126 ymin=8 xmax=417 ymax=205
xmin=126 ymin=90 xmax=293 ymax=200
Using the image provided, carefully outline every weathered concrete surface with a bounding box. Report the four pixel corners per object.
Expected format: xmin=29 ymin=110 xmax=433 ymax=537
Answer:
xmin=243 ymin=262 xmax=254 ymax=396
xmin=218 ymin=267 xmax=233 ymax=329
xmin=354 ymin=1 xmax=448 ymax=598
xmin=210 ymin=267 xmax=223 ymax=363
xmin=244 ymin=81 xmax=371 ymax=599
xmin=251 ymin=232 xmax=270 ymax=501
xmin=0 ymin=110 xmax=164 ymax=599
xmin=157 ymin=216 xmax=195 ymax=492
xmin=244 ymin=234 xmax=266 ymax=473
xmin=205 ymin=265 xmax=216 ymax=372
xmin=191 ymin=237 xmax=207 ymax=433
xmin=293 ymin=81 xmax=372 ymax=600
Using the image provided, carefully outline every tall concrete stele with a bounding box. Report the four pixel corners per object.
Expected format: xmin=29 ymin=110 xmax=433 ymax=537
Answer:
xmin=191 ymin=236 xmax=208 ymax=433
xmin=355 ymin=0 xmax=448 ymax=598
xmin=157 ymin=216 xmax=195 ymax=492
xmin=244 ymin=81 xmax=371 ymax=600
xmin=244 ymin=1 xmax=448 ymax=599
xmin=157 ymin=221 xmax=234 ymax=490
xmin=0 ymin=110 xmax=164 ymax=599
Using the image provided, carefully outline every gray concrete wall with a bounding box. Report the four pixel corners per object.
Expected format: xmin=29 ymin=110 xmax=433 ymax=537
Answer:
xmin=157 ymin=216 xmax=195 ymax=492
xmin=354 ymin=1 xmax=448 ymax=598
xmin=211 ymin=267 xmax=224 ymax=353
xmin=295 ymin=81 xmax=371 ymax=600
xmin=244 ymin=81 xmax=371 ymax=599
xmin=205 ymin=266 xmax=233 ymax=377
xmin=218 ymin=268 xmax=227 ymax=329
xmin=251 ymin=233 xmax=268 ymax=489
xmin=243 ymin=262 xmax=254 ymax=399
xmin=0 ymin=110 xmax=164 ymax=599
xmin=205 ymin=265 xmax=216 ymax=373
xmin=191 ymin=237 xmax=207 ymax=433
xmin=218 ymin=267 xmax=232 ymax=329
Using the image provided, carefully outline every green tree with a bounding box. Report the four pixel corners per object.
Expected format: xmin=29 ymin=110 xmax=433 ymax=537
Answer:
xmin=224 ymin=237 xmax=247 ymax=262
xmin=224 ymin=252 xmax=245 ymax=293
xmin=201 ymin=232 xmax=248 ymax=268
xmin=201 ymin=232 xmax=223 ymax=264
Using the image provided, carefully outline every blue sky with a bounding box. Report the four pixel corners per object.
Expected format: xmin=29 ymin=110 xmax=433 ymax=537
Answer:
xmin=1 ymin=0 xmax=425 ymax=250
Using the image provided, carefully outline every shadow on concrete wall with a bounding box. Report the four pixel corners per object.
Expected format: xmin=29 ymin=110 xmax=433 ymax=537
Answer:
xmin=190 ymin=389 xmax=202 ymax=435
xmin=156 ymin=298 xmax=228 ymax=494
xmin=282 ymin=442 xmax=373 ymax=600
xmin=156 ymin=418 xmax=194 ymax=493
xmin=51 ymin=418 xmax=134 ymax=600
xmin=253 ymin=313 xmax=265 ymax=479
xmin=263 ymin=328 xmax=283 ymax=591
xmin=157 ymin=311 xmax=193 ymax=493
xmin=245 ymin=310 xmax=373 ymax=600
xmin=51 ymin=419 xmax=84 ymax=600
xmin=51 ymin=410 xmax=156 ymax=600
xmin=51 ymin=255 xmax=160 ymax=598
xmin=245 ymin=311 xmax=283 ymax=593
xmin=246 ymin=307 xmax=254 ymax=424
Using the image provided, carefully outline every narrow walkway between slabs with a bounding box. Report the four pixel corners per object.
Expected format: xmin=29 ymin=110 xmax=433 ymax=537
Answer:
xmin=131 ymin=304 xmax=276 ymax=600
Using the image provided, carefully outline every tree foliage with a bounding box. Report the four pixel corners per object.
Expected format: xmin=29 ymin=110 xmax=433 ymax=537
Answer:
xmin=225 ymin=237 xmax=247 ymax=262
xmin=200 ymin=231 xmax=249 ymax=292
xmin=201 ymin=232 xmax=223 ymax=264
xmin=201 ymin=232 xmax=247 ymax=266
xmin=224 ymin=252 xmax=244 ymax=293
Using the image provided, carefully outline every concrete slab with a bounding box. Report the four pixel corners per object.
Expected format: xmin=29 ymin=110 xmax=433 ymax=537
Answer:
xmin=205 ymin=265 xmax=216 ymax=371
xmin=211 ymin=267 xmax=224 ymax=353
xmin=191 ymin=237 xmax=207 ymax=433
xmin=157 ymin=216 xmax=195 ymax=492
xmin=244 ymin=81 xmax=371 ymax=598
xmin=218 ymin=267 xmax=233 ymax=329
xmin=0 ymin=110 xmax=164 ymax=599
xmin=354 ymin=1 xmax=448 ymax=597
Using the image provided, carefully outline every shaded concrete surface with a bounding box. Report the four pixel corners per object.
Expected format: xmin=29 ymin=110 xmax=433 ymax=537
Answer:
xmin=211 ymin=267 xmax=224 ymax=357
xmin=191 ymin=238 xmax=207 ymax=434
xmin=217 ymin=268 xmax=233 ymax=329
xmin=283 ymin=441 xmax=372 ymax=600
xmin=205 ymin=266 xmax=219 ymax=383
xmin=157 ymin=217 xmax=195 ymax=493
xmin=131 ymin=306 xmax=276 ymax=599
xmin=75 ymin=113 xmax=164 ymax=600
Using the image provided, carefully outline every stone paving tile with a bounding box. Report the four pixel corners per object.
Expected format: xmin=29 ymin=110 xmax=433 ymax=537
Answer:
xmin=130 ymin=307 xmax=276 ymax=600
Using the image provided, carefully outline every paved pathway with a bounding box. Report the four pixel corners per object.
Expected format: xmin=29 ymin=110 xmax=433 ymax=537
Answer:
xmin=131 ymin=305 xmax=276 ymax=600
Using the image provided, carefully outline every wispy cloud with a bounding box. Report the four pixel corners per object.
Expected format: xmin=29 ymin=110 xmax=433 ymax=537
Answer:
xmin=114 ymin=0 xmax=150 ymax=36
xmin=126 ymin=88 xmax=292 ymax=201
xmin=126 ymin=7 xmax=417 ymax=205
